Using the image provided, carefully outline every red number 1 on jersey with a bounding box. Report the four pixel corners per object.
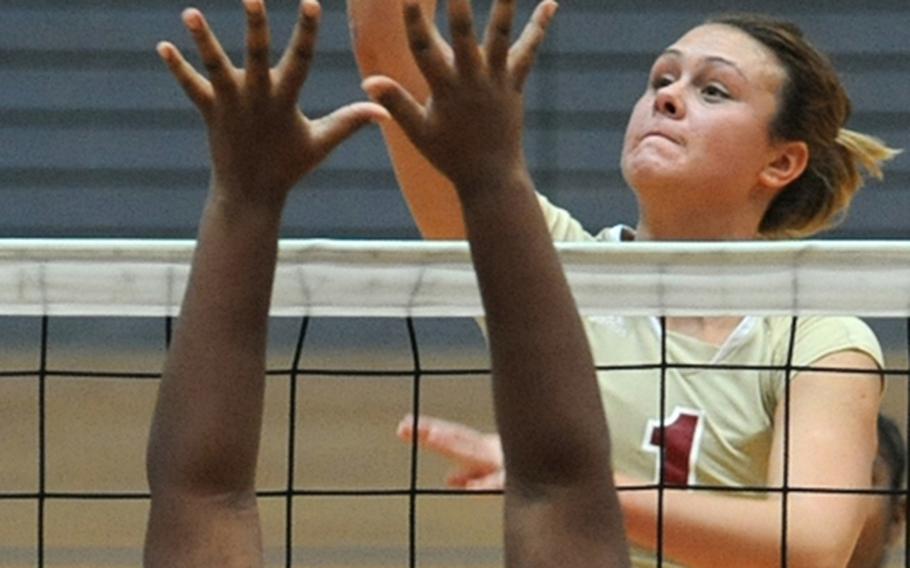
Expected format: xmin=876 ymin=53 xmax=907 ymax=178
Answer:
xmin=642 ymin=407 xmax=704 ymax=486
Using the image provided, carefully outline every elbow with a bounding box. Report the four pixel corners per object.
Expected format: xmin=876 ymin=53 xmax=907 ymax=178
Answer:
xmin=787 ymin=549 xmax=850 ymax=568
xmin=145 ymin=439 xmax=185 ymax=499
xmin=785 ymin=529 xmax=857 ymax=568
xmin=145 ymin=428 xmax=171 ymax=494
xmin=146 ymin=432 xmax=255 ymax=500
xmin=780 ymin=495 xmax=865 ymax=568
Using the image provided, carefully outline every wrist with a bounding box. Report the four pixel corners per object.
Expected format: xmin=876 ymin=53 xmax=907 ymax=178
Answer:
xmin=451 ymin=161 xmax=533 ymax=204
xmin=209 ymin=170 xmax=290 ymax=211
xmin=205 ymin=188 xmax=286 ymax=230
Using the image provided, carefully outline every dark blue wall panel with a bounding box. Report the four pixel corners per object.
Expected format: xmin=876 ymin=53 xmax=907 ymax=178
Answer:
xmin=1 ymin=0 xmax=908 ymax=238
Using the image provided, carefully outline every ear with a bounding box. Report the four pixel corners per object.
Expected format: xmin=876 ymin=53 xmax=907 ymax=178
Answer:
xmin=758 ymin=140 xmax=809 ymax=192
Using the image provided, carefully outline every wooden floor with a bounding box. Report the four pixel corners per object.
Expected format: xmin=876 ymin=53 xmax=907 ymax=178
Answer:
xmin=0 ymin=318 xmax=907 ymax=567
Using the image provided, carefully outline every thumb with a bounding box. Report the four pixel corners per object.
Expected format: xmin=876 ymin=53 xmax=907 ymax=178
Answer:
xmin=362 ymin=75 xmax=428 ymax=147
xmin=309 ymin=101 xmax=389 ymax=158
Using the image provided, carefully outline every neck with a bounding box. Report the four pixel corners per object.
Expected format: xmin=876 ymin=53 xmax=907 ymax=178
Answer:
xmin=634 ymin=208 xmax=763 ymax=242
xmin=632 ymin=181 xmax=773 ymax=241
xmin=634 ymin=224 xmax=760 ymax=242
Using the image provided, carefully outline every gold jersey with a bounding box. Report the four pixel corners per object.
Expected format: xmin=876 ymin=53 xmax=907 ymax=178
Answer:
xmin=538 ymin=194 xmax=884 ymax=567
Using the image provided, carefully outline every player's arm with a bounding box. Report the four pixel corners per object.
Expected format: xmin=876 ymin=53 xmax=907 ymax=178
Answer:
xmin=618 ymin=350 xmax=880 ymax=568
xmin=364 ymin=1 xmax=629 ymax=565
xmin=143 ymin=2 xmax=385 ymax=566
xmin=468 ymin=165 xmax=631 ymax=568
xmin=348 ymin=0 xmax=467 ymax=238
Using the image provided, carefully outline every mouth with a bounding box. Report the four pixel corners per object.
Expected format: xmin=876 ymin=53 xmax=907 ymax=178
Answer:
xmin=642 ymin=131 xmax=680 ymax=144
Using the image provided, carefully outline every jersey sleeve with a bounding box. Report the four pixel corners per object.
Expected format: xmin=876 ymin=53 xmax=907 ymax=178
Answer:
xmin=791 ymin=316 xmax=884 ymax=370
xmin=536 ymin=192 xmax=597 ymax=242
xmin=764 ymin=316 xmax=884 ymax=404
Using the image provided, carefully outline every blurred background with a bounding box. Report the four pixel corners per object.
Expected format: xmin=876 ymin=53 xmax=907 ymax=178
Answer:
xmin=2 ymin=0 xmax=910 ymax=566
xmin=2 ymin=0 xmax=910 ymax=240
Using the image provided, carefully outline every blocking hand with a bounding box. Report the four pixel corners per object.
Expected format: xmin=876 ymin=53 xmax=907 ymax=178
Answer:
xmin=362 ymin=0 xmax=557 ymax=191
xmin=158 ymin=0 xmax=388 ymax=206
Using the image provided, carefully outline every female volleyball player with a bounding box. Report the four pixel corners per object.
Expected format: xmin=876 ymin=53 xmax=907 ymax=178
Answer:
xmin=143 ymin=0 xmax=630 ymax=565
xmin=350 ymin=0 xmax=899 ymax=566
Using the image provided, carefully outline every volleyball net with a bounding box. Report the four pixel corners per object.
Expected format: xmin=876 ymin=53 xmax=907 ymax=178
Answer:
xmin=1 ymin=239 xmax=909 ymax=567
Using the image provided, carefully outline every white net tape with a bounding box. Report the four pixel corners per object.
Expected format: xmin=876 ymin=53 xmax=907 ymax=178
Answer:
xmin=1 ymin=238 xmax=909 ymax=317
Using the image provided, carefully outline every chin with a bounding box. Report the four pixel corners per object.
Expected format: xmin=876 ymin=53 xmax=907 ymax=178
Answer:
xmin=622 ymin=144 xmax=686 ymax=179
xmin=622 ymin=162 xmax=683 ymax=194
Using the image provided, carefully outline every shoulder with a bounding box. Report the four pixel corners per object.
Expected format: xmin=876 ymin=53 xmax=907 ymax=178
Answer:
xmin=764 ymin=315 xmax=883 ymax=369
xmin=536 ymin=192 xmax=630 ymax=242
xmin=757 ymin=316 xmax=883 ymax=419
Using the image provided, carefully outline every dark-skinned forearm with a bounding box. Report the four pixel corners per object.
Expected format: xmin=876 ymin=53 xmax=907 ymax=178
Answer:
xmin=457 ymin=171 xmax=612 ymax=486
xmin=146 ymin=191 xmax=284 ymax=497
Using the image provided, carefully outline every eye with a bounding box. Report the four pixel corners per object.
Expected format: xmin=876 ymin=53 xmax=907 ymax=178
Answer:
xmin=702 ymin=83 xmax=731 ymax=101
xmin=651 ymin=75 xmax=675 ymax=90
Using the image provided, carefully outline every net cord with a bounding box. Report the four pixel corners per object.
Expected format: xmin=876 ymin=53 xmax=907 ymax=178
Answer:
xmin=4 ymin=239 xmax=910 ymax=317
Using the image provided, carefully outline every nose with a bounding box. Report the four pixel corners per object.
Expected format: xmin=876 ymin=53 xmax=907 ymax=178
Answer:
xmin=654 ymin=85 xmax=685 ymax=119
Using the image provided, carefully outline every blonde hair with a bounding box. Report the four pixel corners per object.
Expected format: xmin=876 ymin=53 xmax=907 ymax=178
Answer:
xmin=710 ymin=15 xmax=901 ymax=239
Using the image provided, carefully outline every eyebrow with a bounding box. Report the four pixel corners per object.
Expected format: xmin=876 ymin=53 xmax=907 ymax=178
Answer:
xmin=660 ymin=48 xmax=749 ymax=82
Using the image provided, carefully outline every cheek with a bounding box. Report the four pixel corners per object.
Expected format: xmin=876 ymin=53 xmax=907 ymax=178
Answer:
xmin=623 ymin=98 xmax=650 ymax=146
xmin=696 ymin=115 xmax=770 ymax=168
xmin=621 ymin=98 xmax=653 ymax=168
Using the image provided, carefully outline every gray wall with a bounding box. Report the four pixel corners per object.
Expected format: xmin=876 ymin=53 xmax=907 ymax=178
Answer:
xmin=2 ymin=0 xmax=909 ymax=239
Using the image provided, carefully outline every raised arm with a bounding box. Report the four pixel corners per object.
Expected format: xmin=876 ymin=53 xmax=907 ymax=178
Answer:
xmin=143 ymin=2 xmax=385 ymax=565
xmin=348 ymin=0 xmax=466 ymax=238
xmin=363 ymin=1 xmax=629 ymax=565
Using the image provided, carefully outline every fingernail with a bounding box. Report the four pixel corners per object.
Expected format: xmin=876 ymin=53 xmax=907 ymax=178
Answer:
xmin=182 ymin=8 xmax=203 ymax=30
xmin=361 ymin=84 xmax=381 ymax=102
xmin=301 ymin=0 xmax=320 ymax=17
